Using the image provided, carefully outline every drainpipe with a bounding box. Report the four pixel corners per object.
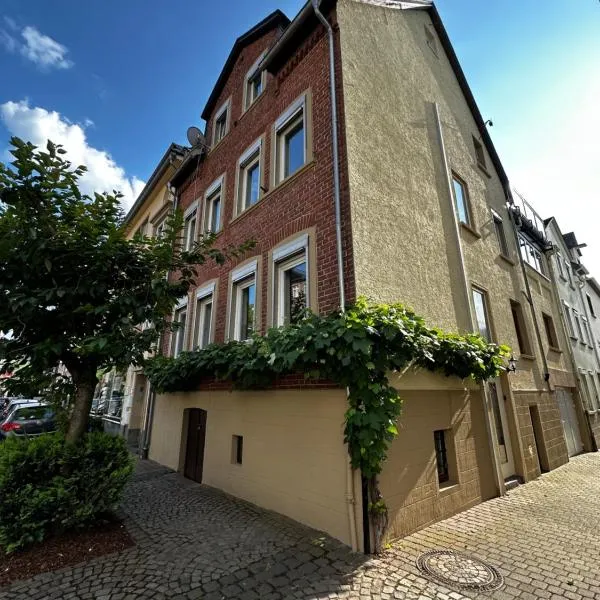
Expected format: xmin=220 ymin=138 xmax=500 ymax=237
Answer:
xmin=506 ymin=207 xmax=551 ymax=388
xmin=311 ymin=0 xmax=358 ymax=552
xmin=433 ymin=102 xmax=506 ymax=498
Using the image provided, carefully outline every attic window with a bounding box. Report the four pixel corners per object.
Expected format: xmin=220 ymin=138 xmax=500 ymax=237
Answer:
xmin=473 ymin=136 xmax=487 ymax=170
xmin=425 ymin=25 xmax=438 ymax=57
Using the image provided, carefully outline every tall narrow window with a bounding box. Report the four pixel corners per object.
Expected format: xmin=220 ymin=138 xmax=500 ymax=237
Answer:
xmin=579 ymin=370 xmax=593 ymax=411
xmin=204 ymin=178 xmax=223 ymax=233
xmin=213 ymin=99 xmax=230 ymax=145
xmin=232 ymin=276 xmax=256 ymax=341
xmin=193 ymin=292 xmax=214 ymax=350
xmin=563 ymin=301 xmax=576 ymax=338
xmin=492 ymin=210 xmax=509 ymax=257
xmin=451 ymin=174 xmax=470 ymax=225
xmin=566 ymin=264 xmax=574 ymax=288
xmin=519 ymin=235 xmax=546 ymax=275
xmin=472 ymin=287 xmax=492 ymax=341
xmin=588 ymin=373 xmax=599 ymax=411
xmin=574 ymin=309 xmax=584 ymax=342
xmin=473 ymin=136 xmax=487 ymax=169
xmin=237 ymin=140 xmax=262 ymax=215
xmin=232 ymin=435 xmax=244 ymax=465
xmin=244 ymin=52 xmax=266 ymax=110
xmin=434 ymin=430 xmax=449 ymax=484
xmin=275 ymin=94 xmax=309 ymax=184
xmin=586 ymin=293 xmax=596 ymax=318
xmin=581 ymin=316 xmax=591 ymax=346
xmin=275 ymin=253 xmax=307 ymax=325
xmin=183 ymin=208 xmax=197 ymax=251
xmin=172 ymin=302 xmax=188 ymax=358
xmin=542 ymin=313 xmax=560 ymax=350
xmin=510 ymin=300 xmax=532 ymax=355
xmin=556 ymin=253 xmax=565 ymax=279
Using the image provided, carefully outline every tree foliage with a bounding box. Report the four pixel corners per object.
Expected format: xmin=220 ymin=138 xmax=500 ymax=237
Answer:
xmin=0 ymin=137 xmax=251 ymax=441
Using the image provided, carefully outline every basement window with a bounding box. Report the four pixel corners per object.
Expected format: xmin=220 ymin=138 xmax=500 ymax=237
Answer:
xmin=434 ymin=430 xmax=455 ymax=486
xmin=232 ymin=435 xmax=243 ymax=465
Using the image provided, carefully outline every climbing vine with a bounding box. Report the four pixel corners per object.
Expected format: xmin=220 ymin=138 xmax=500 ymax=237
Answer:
xmin=145 ymin=298 xmax=509 ymax=551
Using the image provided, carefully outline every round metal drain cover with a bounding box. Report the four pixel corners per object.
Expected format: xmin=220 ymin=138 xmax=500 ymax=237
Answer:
xmin=416 ymin=549 xmax=504 ymax=592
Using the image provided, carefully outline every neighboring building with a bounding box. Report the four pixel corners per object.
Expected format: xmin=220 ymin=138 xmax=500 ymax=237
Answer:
xmin=91 ymin=143 xmax=187 ymax=445
xmin=145 ymin=0 xmax=588 ymax=552
xmin=544 ymin=217 xmax=600 ymax=447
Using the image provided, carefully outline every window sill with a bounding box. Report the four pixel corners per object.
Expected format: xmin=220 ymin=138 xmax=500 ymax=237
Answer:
xmin=207 ymin=133 xmax=229 ymax=156
xmin=460 ymin=222 xmax=481 ymax=239
xmin=499 ymin=254 xmax=516 ymax=267
xmin=240 ymin=92 xmax=266 ymax=121
xmin=548 ymin=346 xmax=562 ymax=354
xmin=438 ymin=482 xmax=460 ymax=495
xmin=477 ymin=162 xmax=491 ymax=178
xmin=519 ymin=353 xmax=536 ymax=361
xmin=523 ymin=262 xmax=550 ymax=282
xmin=271 ymin=159 xmax=315 ymax=196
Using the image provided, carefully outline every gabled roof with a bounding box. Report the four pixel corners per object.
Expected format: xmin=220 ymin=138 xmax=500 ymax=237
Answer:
xmin=263 ymin=0 xmax=509 ymax=194
xmin=200 ymin=10 xmax=290 ymax=121
xmin=124 ymin=143 xmax=187 ymax=225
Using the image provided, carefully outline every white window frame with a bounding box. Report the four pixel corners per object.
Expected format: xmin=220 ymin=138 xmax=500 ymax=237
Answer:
xmin=231 ymin=260 xmax=258 ymax=341
xmin=451 ymin=174 xmax=471 ymax=226
xmin=244 ymin=51 xmax=267 ymax=110
xmin=203 ymin=175 xmax=224 ymax=234
xmin=563 ymin=301 xmax=576 ymax=338
xmin=273 ymin=234 xmax=309 ymax=326
xmin=472 ymin=287 xmax=492 ymax=342
xmin=171 ymin=297 xmax=189 ymax=358
xmin=193 ymin=283 xmax=215 ymax=350
xmin=519 ymin=235 xmax=546 ymax=276
xmin=555 ymin=253 xmax=565 ymax=279
xmin=236 ymin=138 xmax=262 ymax=215
xmin=183 ymin=203 xmax=198 ymax=251
xmin=212 ymin=98 xmax=230 ymax=146
xmin=274 ymin=93 xmax=308 ymax=184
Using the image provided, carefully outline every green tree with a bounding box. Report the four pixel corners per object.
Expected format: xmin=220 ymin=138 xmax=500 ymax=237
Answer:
xmin=0 ymin=137 xmax=250 ymax=442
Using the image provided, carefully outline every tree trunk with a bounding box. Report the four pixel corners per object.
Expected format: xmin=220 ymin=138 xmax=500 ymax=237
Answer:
xmin=66 ymin=368 xmax=97 ymax=443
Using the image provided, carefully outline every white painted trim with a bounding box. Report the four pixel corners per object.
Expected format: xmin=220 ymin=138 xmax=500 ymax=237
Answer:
xmin=238 ymin=137 xmax=262 ymax=167
xmin=275 ymin=94 xmax=305 ymax=131
xmin=273 ymin=234 xmax=309 ymax=262
xmin=205 ymin=174 xmax=224 ymax=198
xmin=246 ymin=50 xmax=267 ymax=81
xmin=196 ymin=282 xmax=215 ymax=300
xmin=183 ymin=201 xmax=198 ymax=218
xmin=175 ymin=296 xmax=188 ymax=310
xmin=232 ymin=259 xmax=258 ymax=283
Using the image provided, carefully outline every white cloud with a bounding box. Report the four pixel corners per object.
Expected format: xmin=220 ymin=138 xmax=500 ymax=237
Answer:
xmin=1 ymin=100 xmax=145 ymax=210
xmin=0 ymin=19 xmax=73 ymax=70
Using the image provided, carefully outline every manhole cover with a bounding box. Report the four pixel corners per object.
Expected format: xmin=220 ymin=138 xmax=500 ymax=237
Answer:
xmin=416 ymin=549 xmax=504 ymax=592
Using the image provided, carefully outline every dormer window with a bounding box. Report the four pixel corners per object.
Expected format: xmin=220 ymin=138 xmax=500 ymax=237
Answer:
xmin=244 ymin=52 xmax=267 ymax=111
xmin=213 ymin=98 xmax=230 ymax=146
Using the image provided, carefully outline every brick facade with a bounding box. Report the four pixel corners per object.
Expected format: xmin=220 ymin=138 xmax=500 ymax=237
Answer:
xmin=169 ymin=8 xmax=354 ymax=354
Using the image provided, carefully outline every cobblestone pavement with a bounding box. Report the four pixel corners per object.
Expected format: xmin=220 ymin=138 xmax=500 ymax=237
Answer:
xmin=1 ymin=453 xmax=599 ymax=599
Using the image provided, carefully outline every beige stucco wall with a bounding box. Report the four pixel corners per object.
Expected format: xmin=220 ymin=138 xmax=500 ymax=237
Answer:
xmin=149 ymin=388 xmax=358 ymax=547
xmin=380 ymin=382 xmax=496 ymax=540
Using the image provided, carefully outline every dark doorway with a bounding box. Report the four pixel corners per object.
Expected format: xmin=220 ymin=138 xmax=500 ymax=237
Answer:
xmin=529 ymin=405 xmax=548 ymax=473
xmin=184 ymin=409 xmax=207 ymax=483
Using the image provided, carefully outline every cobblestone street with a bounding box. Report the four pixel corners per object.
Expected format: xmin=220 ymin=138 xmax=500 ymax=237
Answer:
xmin=1 ymin=453 xmax=599 ymax=600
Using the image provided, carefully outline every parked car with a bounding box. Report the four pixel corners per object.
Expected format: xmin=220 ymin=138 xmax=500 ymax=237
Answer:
xmin=0 ymin=403 xmax=56 ymax=440
xmin=1 ymin=398 xmax=37 ymax=420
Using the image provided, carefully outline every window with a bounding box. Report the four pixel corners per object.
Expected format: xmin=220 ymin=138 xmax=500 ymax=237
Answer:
xmin=213 ymin=99 xmax=230 ymax=145
xmin=473 ymin=136 xmax=487 ymax=169
xmin=183 ymin=206 xmax=197 ymax=251
xmin=244 ymin=52 xmax=266 ymax=110
xmin=542 ymin=313 xmax=559 ymax=350
xmin=230 ymin=261 xmax=258 ymax=341
xmin=452 ymin=174 xmax=471 ymax=225
xmin=232 ymin=435 xmax=244 ymax=465
xmin=588 ymin=372 xmax=599 ymax=411
xmin=587 ymin=293 xmax=596 ymax=318
xmin=519 ymin=235 xmax=546 ymax=275
xmin=472 ymin=287 xmax=492 ymax=341
xmin=581 ymin=316 xmax=591 ymax=346
xmin=555 ymin=253 xmax=565 ymax=279
xmin=193 ymin=286 xmax=214 ymax=350
xmin=237 ymin=139 xmax=262 ymax=214
xmin=274 ymin=94 xmax=309 ymax=184
xmin=204 ymin=177 xmax=223 ymax=233
xmin=275 ymin=252 xmax=307 ymax=325
xmin=573 ymin=309 xmax=585 ymax=342
xmin=154 ymin=217 xmax=168 ymax=239
xmin=171 ymin=300 xmax=188 ymax=358
xmin=566 ymin=263 xmax=574 ymax=288
xmin=510 ymin=300 xmax=532 ymax=355
xmin=434 ymin=430 xmax=450 ymax=484
xmin=563 ymin=301 xmax=576 ymax=338
xmin=579 ymin=370 xmax=594 ymax=412
xmin=587 ymin=321 xmax=595 ymax=348
xmin=492 ymin=210 xmax=509 ymax=257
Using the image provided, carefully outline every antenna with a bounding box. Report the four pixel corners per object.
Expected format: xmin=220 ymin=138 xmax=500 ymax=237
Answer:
xmin=186 ymin=126 xmax=205 ymax=148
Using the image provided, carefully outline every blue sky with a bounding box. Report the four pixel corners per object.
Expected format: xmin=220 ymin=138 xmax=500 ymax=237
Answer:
xmin=1 ymin=0 xmax=599 ymax=273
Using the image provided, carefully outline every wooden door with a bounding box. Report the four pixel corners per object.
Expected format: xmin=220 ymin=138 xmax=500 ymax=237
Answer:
xmin=184 ymin=409 xmax=207 ymax=483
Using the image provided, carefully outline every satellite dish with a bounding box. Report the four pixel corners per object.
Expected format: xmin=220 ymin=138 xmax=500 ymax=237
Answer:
xmin=186 ymin=126 xmax=204 ymax=147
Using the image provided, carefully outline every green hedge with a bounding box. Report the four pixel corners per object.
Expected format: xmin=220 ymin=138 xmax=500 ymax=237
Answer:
xmin=0 ymin=432 xmax=134 ymax=553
